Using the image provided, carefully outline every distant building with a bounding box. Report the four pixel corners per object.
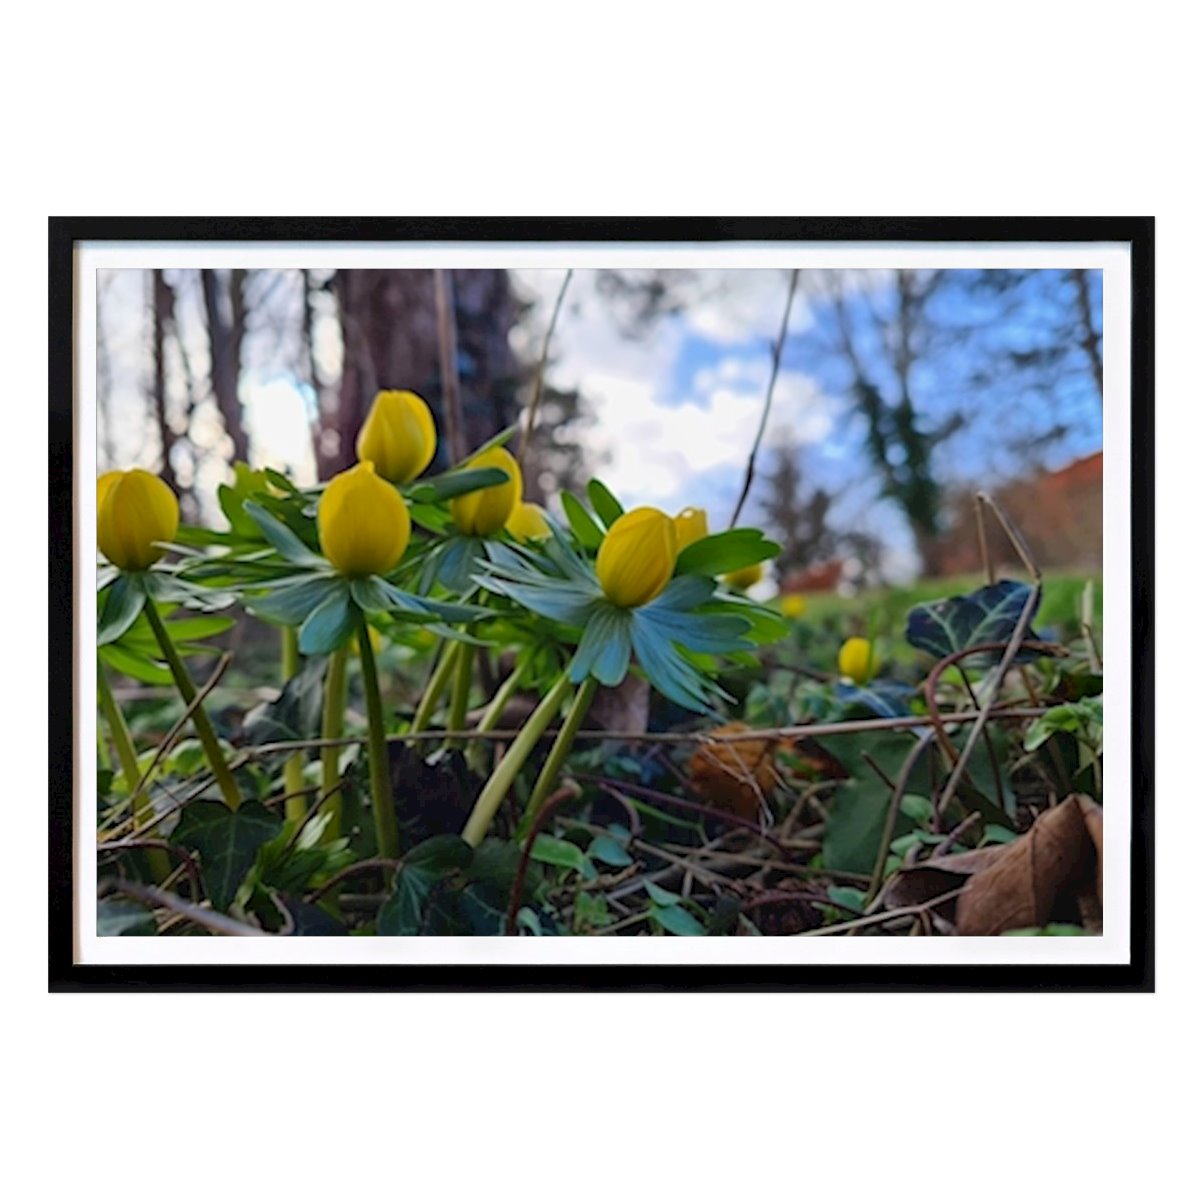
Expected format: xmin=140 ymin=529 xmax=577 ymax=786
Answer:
xmin=931 ymin=451 xmax=1102 ymax=577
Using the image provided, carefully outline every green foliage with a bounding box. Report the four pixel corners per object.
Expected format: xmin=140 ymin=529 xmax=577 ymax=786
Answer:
xmin=905 ymin=578 xmax=1045 ymax=664
xmin=171 ymin=801 xmax=282 ymax=912
xmin=674 ymin=528 xmax=780 ymax=577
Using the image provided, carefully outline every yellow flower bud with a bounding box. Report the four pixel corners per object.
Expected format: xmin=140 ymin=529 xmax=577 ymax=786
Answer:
xmin=837 ymin=636 xmax=876 ymax=685
xmin=724 ymin=561 xmax=764 ymax=591
xmin=673 ymin=507 xmax=709 ymax=551
xmin=97 ymin=468 xmax=180 ymax=571
xmin=318 ymin=461 xmax=411 ymax=578
xmin=356 ymin=389 xmax=437 ymax=484
xmin=506 ymin=501 xmax=551 ymax=543
xmin=449 ymin=446 xmax=522 ymax=537
xmin=595 ymin=506 xmax=678 ymax=608
xmin=781 ymin=593 xmax=808 ymax=620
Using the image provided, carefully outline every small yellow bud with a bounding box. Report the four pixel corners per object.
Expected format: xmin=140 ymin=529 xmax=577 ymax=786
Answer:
xmin=673 ymin=507 xmax=709 ymax=551
xmin=837 ymin=636 xmax=876 ymax=685
xmin=97 ymin=469 xmax=180 ymax=571
xmin=449 ymin=446 xmax=522 ymax=537
xmin=724 ymin=561 xmax=765 ymax=591
xmin=781 ymin=593 xmax=808 ymax=620
xmin=318 ymin=461 xmax=411 ymax=578
xmin=506 ymin=501 xmax=551 ymax=543
xmin=595 ymin=506 xmax=678 ymax=608
xmin=356 ymin=390 xmax=437 ymax=484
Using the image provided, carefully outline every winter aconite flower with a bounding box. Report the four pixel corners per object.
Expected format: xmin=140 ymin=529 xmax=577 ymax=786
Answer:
xmin=318 ymin=461 xmax=412 ymax=578
xmin=356 ymin=389 xmax=437 ymax=484
xmin=837 ymin=636 xmax=876 ymax=685
xmin=595 ymin=506 xmax=678 ymax=608
xmin=673 ymin=507 xmax=709 ymax=551
xmin=724 ymin=561 xmax=764 ymax=591
xmin=506 ymin=501 xmax=551 ymax=543
xmin=449 ymin=446 xmax=522 ymax=536
xmin=780 ymin=593 xmax=807 ymax=620
xmin=97 ymin=468 xmax=180 ymax=571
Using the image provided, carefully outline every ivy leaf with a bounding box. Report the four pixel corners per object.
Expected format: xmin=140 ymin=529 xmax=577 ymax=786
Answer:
xmin=905 ymin=579 xmax=1047 ymax=664
xmin=172 ymin=801 xmax=282 ymax=911
xmin=833 ymin=680 xmax=915 ymax=719
xmin=97 ymin=898 xmax=156 ymax=936
xmin=243 ymin=655 xmax=327 ymax=746
xmin=377 ymin=836 xmax=473 ymax=936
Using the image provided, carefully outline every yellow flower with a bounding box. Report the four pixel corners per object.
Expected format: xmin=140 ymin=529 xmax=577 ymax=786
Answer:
xmin=449 ymin=446 xmax=522 ymax=537
xmin=506 ymin=501 xmax=551 ymax=543
xmin=673 ymin=507 xmax=709 ymax=551
xmin=780 ymin=593 xmax=808 ymax=620
xmin=356 ymin=389 xmax=437 ymax=484
xmin=318 ymin=461 xmax=411 ymax=578
xmin=596 ymin=506 xmax=678 ymax=608
xmin=724 ymin=561 xmax=764 ymax=591
xmin=837 ymin=636 xmax=876 ymax=685
xmin=97 ymin=469 xmax=179 ymax=571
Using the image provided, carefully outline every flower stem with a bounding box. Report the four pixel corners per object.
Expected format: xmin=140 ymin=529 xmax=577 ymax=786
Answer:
xmin=461 ymin=671 xmax=572 ymax=847
xmin=281 ymin=627 xmax=307 ymax=823
xmin=143 ymin=597 xmax=241 ymax=811
xmin=410 ymin=641 xmax=458 ymax=734
xmin=445 ymin=641 xmax=475 ymax=747
xmin=319 ymin=644 xmax=349 ymax=840
xmin=356 ymin=612 xmax=399 ymax=860
xmin=98 ymin=664 xmax=171 ymax=881
xmin=519 ymin=677 xmax=597 ymax=838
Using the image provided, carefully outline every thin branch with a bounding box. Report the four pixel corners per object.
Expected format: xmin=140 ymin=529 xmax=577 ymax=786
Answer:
xmin=114 ymin=880 xmax=268 ymax=937
xmin=518 ymin=268 xmax=573 ymax=468
xmin=729 ymin=269 xmax=800 ymax=528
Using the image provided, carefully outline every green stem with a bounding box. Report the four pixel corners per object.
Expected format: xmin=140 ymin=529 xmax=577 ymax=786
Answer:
xmin=319 ymin=644 xmax=349 ymax=840
xmin=461 ymin=671 xmax=572 ymax=848
xmin=520 ymin=677 xmax=597 ymax=837
xmin=144 ymin=597 xmax=241 ymax=811
xmin=410 ymin=641 xmax=459 ymax=734
xmin=98 ymin=661 xmax=171 ymax=882
xmin=467 ymin=654 xmax=532 ymax=774
xmin=357 ymin=612 xmax=399 ymax=860
xmin=282 ymin=628 xmax=307 ymax=823
xmin=445 ymin=641 xmax=476 ymax=747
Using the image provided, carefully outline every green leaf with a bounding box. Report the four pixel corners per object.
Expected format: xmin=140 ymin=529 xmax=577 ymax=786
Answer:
xmin=98 ymin=574 xmax=146 ymax=646
xmin=97 ymin=898 xmax=156 ymax=936
xmin=1002 ymin=924 xmax=1091 ymax=937
xmin=411 ymin=466 xmax=510 ymax=503
xmin=530 ymin=834 xmax=597 ymax=879
xmin=243 ymin=655 xmax=327 ymax=746
xmin=650 ymin=903 xmax=706 ymax=936
xmin=172 ymin=801 xmax=282 ymax=911
xmin=826 ymin=886 xmax=867 ymax=914
xmin=570 ymin=606 xmax=632 ymax=687
xmin=905 ymin=579 xmax=1045 ymax=664
xmin=675 ymin=528 xmax=780 ymax=578
xmin=297 ymin=584 xmax=356 ymax=654
xmin=644 ymin=880 xmax=681 ymax=906
xmin=249 ymin=576 xmax=343 ymax=627
xmin=244 ymin=501 xmax=324 ymax=566
xmin=588 ymin=835 xmax=633 ymax=867
xmin=98 ymin=642 xmax=172 ymax=685
xmin=586 ymin=478 xmax=624 ymax=527
xmin=377 ymin=836 xmax=473 ymax=936
xmin=560 ymin=491 xmax=605 ymax=551
xmin=1024 ymin=698 xmax=1103 ymax=752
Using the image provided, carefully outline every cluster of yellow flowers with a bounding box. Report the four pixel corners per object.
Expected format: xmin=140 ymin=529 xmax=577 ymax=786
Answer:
xmin=98 ymin=388 xmax=774 ymax=611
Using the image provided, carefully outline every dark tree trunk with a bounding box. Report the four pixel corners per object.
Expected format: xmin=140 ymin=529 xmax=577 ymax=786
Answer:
xmin=200 ymin=268 xmax=251 ymax=465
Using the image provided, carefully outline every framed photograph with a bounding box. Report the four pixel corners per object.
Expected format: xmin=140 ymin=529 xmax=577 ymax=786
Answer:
xmin=50 ymin=217 xmax=1153 ymax=990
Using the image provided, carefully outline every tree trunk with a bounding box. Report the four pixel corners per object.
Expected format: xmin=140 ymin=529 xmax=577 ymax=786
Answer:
xmin=200 ymin=268 xmax=251 ymax=465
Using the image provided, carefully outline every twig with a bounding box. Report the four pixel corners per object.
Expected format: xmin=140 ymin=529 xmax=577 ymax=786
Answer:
xmin=799 ymin=887 xmax=966 ymax=937
xmin=866 ymin=730 xmax=936 ymax=903
xmin=729 ymin=268 xmax=800 ymax=528
xmin=517 ymin=268 xmax=573 ymax=468
xmin=505 ymin=784 xmax=580 ymax=935
xmin=114 ymin=880 xmax=268 ymax=937
xmin=99 ymin=838 xmax=203 ymax=899
xmin=305 ymin=857 xmax=402 ymax=905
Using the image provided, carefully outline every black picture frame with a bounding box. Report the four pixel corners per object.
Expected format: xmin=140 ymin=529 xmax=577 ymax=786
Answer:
xmin=50 ymin=217 xmax=1154 ymax=992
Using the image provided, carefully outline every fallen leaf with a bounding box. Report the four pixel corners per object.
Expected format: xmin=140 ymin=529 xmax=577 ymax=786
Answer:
xmin=956 ymin=795 xmax=1102 ymax=935
xmin=687 ymin=723 xmax=788 ymax=820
